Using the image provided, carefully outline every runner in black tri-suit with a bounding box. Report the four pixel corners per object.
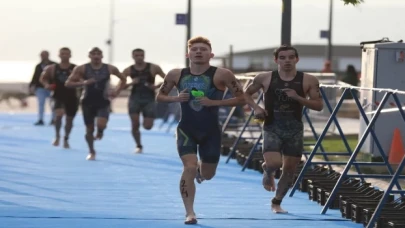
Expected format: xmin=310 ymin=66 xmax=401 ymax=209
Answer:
xmin=122 ymin=48 xmax=166 ymax=154
xmin=65 ymin=47 xmax=127 ymax=161
xmin=156 ymin=36 xmax=245 ymax=225
xmin=40 ymin=47 xmax=78 ymax=149
xmin=244 ymin=45 xmax=324 ymax=214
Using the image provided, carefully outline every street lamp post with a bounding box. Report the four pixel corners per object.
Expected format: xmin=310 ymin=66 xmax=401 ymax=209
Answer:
xmin=327 ymin=0 xmax=333 ymax=62
xmin=186 ymin=0 xmax=192 ymax=67
xmin=107 ymin=0 xmax=115 ymax=64
xmin=281 ymin=0 xmax=292 ymax=45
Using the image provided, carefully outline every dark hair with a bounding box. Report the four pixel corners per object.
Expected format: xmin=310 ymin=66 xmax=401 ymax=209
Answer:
xmin=346 ymin=64 xmax=356 ymax=72
xmin=132 ymin=48 xmax=144 ymax=54
xmin=89 ymin=47 xmax=102 ymax=54
xmin=59 ymin=47 xmax=71 ymax=52
xmin=273 ymin=45 xmax=299 ymax=59
xmin=346 ymin=65 xmax=357 ymax=77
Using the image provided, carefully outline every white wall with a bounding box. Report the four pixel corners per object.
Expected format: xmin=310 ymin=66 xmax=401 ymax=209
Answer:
xmin=232 ymin=56 xmax=251 ymax=69
xmin=296 ymin=57 xmax=325 ymax=71
xmin=231 ymin=54 xmax=361 ymax=72
xmin=338 ymin=57 xmax=362 ymax=72
xmin=232 ymin=55 xmax=326 ymax=71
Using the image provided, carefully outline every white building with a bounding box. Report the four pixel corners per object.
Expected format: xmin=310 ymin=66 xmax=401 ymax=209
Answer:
xmin=214 ymin=44 xmax=362 ymax=74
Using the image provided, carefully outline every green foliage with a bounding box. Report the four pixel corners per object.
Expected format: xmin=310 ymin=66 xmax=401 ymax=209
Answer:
xmin=342 ymin=0 xmax=364 ymax=6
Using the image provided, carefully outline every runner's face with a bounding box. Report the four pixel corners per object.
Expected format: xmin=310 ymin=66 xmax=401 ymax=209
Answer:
xmin=275 ymin=50 xmax=298 ymax=72
xmin=89 ymin=51 xmax=103 ymax=63
xmin=132 ymin=51 xmax=145 ymax=64
xmin=187 ymin=43 xmax=213 ymax=64
xmin=59 ymin=50 xmax=71 ymax=62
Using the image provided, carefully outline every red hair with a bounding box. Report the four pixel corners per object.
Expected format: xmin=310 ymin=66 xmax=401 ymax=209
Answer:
xmin=188 ymin=36 xmax=212 ymax=49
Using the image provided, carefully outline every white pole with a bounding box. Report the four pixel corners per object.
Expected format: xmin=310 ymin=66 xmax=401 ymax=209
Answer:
xmin=108 ymin=0 xmax=115 ymax=64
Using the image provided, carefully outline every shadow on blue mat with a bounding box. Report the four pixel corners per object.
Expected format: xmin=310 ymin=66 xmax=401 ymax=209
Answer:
xmin=0 ymin=114 xmax=362 ymax=228
xmin=0 ymin=154 xmax=41 ymax=165
xmin=0 ymin=169 xmax=62 ymax=181
xmin=0 ymin=215 xmax=350 ymax=221
xmin=0 ymin=178 xmax=67 ymax=194
xmin=0 ymin=135 xmax=49 ymax=144
xmin=0 ymin=187 xmax=74 ymax=204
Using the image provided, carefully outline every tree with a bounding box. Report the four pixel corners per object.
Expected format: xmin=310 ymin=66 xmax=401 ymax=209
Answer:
xmin=342 ymin=0 xmax=364 ymax=5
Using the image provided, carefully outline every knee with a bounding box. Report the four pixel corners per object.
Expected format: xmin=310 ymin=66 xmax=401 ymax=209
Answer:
xmin=280 ymin=169 xmax=295 ymax=179
xmin=98 ymin=123 xmax=107 ymax=130
xmin=266 ymin=161 xmax=283 ymax=169
xmin=55 ymin=110 xmax=64 ymax=117
xmin=199 ymin=159 xmax=219 ymax=180
xmin=183 ymin=163 xmax=198 ymax=177
xmin=97 ymin=120 xmax=107 ymax=130
xmin=65 ymin=117 xmax=73 ymax=125
xmin=265 ymin=160 xmax=282 ymax=169
xmin=201 ymin=156 xmax=220 ymax=165
xmin=262 ymin=160 xmax=282 ymax=176
xmin=263 ymin=152 xmax=283 ymax=168
xmin=86 ymin=126 xmax=94 ymax=134
xmin=201 ymin=171 xmax=215 ymax=180
xmin=143 ymin=123 xmax=153 ymax=130
xmin=279 ymin=170 xmax=295 ymax=188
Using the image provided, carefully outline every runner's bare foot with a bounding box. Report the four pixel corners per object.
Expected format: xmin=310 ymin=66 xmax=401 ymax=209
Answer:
xmin=52 ymin=137 xmax=60 ymax=147
xmin=86 ymin=150 xmax=96 ymax=160
xmin=184 ymin=214 xmax=198 ymax=225
xmin=271 ymin=203 xmax=288 ymax=214
xmin=135 ymin=146 xmax=143 ymax=154
xmin=63 ymin=139 xmax=70 ymax=149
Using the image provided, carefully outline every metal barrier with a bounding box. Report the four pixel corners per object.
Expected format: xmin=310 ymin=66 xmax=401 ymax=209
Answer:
xmin=289 ymin=85 xmax=405 ymax=228
xmin=240 ymin=106 xmax=328 ymax=172
xmin=157 ymin=71 xmax=405 ymax=227
xmin=222 ymin=72 xmax=339 ymax=170
xmin=306 ymin=73 xmax=338 ymax=136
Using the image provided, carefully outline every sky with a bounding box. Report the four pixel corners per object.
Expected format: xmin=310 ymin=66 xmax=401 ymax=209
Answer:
xmin=0 ymin=0 xmax=405 ymax=67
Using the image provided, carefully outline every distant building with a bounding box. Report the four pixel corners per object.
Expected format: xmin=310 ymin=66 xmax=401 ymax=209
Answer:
xmin=214 ymin=44 xmax=362 ymax=75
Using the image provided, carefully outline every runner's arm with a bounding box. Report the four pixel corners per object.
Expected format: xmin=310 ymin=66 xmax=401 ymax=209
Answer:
xmin=244 ymin=73 xmax=265 ymax=110
xmin=39 ymin=64 xmax=55 ymax=89
xmin=156 ymin=69 xmax=180 ymax=103
xmin=122 ymin=67 xmax=136 ymax=88
xmin=65 ymin=66 xmax=86 ymax=88
xmin=294 ymin=74 xmax=323 ymax=111
xmin=154 ymin=64 xmax=166 ymax=88
xmin=110 ymin=65 xmax=127 ymax=95
xmin=216 ymin=69 xmax=245 ymax=106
